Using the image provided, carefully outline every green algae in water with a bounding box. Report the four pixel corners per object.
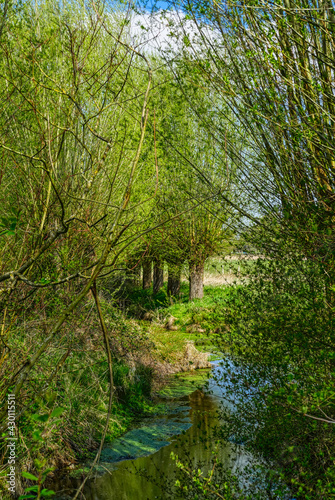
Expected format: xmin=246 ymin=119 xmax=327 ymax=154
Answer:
xmin=100 ymin=419 xmax=191 ymax=463
xmin=158 ymin=369 xmax=210 ymax=398
xmin=74 ymin=370 xmax=210 ymax=474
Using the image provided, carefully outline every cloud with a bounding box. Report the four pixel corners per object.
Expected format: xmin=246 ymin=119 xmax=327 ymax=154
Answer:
xmin=127 ymin=9 xmax=217 ymax=56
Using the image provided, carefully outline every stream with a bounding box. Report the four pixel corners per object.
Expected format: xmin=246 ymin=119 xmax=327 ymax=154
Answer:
xmin=53 ymin=360 xmax=291 ymax=499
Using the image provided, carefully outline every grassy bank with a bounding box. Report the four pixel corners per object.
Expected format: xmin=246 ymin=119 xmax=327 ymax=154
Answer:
xmin=126 ymin=282 xmax=233 ymax=351
xmin=0 ymin=280 xmax=220 ymax=498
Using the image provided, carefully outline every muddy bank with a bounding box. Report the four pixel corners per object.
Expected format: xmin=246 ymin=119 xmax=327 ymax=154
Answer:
xmin=125 ymin=340 xmax=211 ymax=388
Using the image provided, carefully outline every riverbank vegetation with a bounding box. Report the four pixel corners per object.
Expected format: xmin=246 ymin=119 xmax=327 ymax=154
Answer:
xmin=0 ymin=0 xmax=335 ymax=498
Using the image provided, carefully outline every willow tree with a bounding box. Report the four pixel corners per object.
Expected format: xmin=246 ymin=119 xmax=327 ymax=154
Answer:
xmin=166 ymin=0 xmax=335 ymax=274
xmin=155 ymin=166 xmax=230 ymax=300
xmin=159 ymin=1 xmax=335 ymax=494
xmin=0 ymin=2 xmax=157 ymax=490
xmin=147 ymin=66 xmax=235 ymax=299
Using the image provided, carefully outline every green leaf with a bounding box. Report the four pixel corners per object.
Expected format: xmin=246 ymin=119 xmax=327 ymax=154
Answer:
xmin=32 ymin=431 xmax=43 ymax=441
xmin=42 ymin=467 xmax=54 ymax=476
xmin=50 ymin=407 xmax=64 ymax=418
xmin=183 ymin=35 xmax=190 ymax=47
xmin=39 ymin=278 xmax=51 ymax=285
xmin=32 ymin=413 xmax=49 ymax=422
xmin=40 ymin=489 xmax=55 ymax=497
xmin=0 ymin=217 xmax=8 ymax=226
xmin=21 ymin=471 xmax=39 ymax=481
xmin=34 ymin=458 xmax=47 ymax=469
xmin=25 ymin=486 xmax=39 ymax=492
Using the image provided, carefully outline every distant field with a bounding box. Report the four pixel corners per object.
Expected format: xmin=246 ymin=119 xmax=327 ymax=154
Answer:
xmin=177 ymin=255 xmax=258 ymax=286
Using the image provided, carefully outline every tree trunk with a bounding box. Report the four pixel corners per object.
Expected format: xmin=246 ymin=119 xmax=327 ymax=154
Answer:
xmin=142 ymin=259 xmax=152 ymax=289
xmin=189 ymin=261 xmax=205 ymax=300
xmin=167 ymin=264 xmax=181 ymax=297
xmin=153 ymin=260 xmax=164 ymax=294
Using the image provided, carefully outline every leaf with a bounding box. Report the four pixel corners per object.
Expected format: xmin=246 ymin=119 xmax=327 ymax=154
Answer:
xmin=40 ymin=489 xmax=56 ymax=497
xmin=183 ymin=35 xmax=190 ymax=47
xmin=42 ymin=467 xmax=54 ymax=476
xmin=32 ymin=430 xmax=43 ymax=441
xmin=39 ymin=278 xmax=51 ymax=285
xmin=25 ymin=486 xmax=39 ymax=492
xmin=21 ymin=471 xmax=39 ymax=481
xmin=32 ymin=413 xmax=49 ymax=422
xmin=50 ymin=407 xmax=64 ymax=418
xmin=34 ymin=458 xmax=47 ymax=469
xmin=0 ymin=215 xmax=17 ymax=236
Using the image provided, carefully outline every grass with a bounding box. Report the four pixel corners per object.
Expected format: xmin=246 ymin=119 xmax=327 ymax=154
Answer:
xmin=204 ymin=255 xmax=257 ymax=274
xmin=156 ymin=285 xmax=231 ymax=330
xmin=125 ymin=279 xmax=235 ymax=362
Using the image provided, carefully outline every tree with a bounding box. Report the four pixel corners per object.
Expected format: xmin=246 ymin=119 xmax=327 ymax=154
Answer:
xmin=160 ymin=0 xmax=335 ymax=494
xmin=151 ymin=68 xmax=235 ymax=299
xmin=153 ymin=257 xmax=164 ymax=294
xmin=166 ymin=0 xmax=335 ymax=277
xmin=0 ymin=0 xmax=155 ymax=440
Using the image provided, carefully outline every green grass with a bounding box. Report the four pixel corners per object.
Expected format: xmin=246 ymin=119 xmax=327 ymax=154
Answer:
xmin=159 ymin=285 xmax=231 ymax=329
xmin=125 ymin=283 xmax=235 ymax=360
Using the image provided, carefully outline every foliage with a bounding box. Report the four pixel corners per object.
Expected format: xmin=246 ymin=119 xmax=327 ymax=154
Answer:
xmin=0 ymin=290 xmax=161 ymax=495
xmin=146 ymin=0 xmax=335 ymax=495
xmin=3 ymin=0 xmax=335 ymax=496
xmin=18 ymin=409 xmax=63 ymax=499
xmin=0 ymin=0 xmax=157 ymax=493
xmin=213 ymin=250 xmax=335 ymax=498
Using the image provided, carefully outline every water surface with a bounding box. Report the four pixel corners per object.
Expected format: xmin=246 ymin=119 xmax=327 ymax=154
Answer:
xmin=52 ymin=362 xmax=275 ymax=499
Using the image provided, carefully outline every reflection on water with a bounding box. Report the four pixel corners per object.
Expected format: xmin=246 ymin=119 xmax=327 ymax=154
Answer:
xmin=53 ymin=363 xmax=257 ymax=500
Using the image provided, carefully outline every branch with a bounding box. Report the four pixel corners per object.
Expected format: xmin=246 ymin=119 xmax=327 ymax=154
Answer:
xmin=72 ymin=280 xmax=114 ymax=500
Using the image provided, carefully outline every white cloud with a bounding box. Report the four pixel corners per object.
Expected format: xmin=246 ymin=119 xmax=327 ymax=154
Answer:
xmin=127 ymin=9 xmax=217 ymax=56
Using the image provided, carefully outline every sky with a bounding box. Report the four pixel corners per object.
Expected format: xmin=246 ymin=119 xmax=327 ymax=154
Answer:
xmin=126 ymin=3 xmax=217 ymax=56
